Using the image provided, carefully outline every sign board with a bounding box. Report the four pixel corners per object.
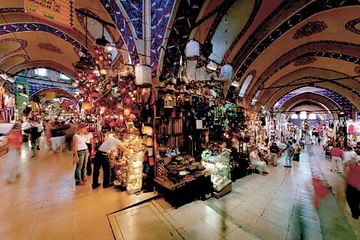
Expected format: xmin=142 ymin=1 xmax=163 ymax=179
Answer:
xmin=24 ymin=0 xmax=73 ymax=28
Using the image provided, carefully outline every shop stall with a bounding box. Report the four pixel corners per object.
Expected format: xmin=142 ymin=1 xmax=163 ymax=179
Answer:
xmin=201 ymin=146 xmax=232 ymax=197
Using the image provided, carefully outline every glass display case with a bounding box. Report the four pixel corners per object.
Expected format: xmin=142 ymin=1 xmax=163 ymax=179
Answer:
xmin=201 ymin=147 xmax=232 ymax=193
xmin=112 ymin=134 xmax=145 ymax=194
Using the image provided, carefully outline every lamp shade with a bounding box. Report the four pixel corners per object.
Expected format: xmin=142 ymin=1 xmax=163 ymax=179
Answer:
xmin=135 ymin=64 xmax=152 ymax=86
xmin=185 ymin=39 xmax=200 ymax=58
xmin=82 ymin=101 xmax=92 ymax=111
xmin=220 ymin=64 xmax=233 ymax=81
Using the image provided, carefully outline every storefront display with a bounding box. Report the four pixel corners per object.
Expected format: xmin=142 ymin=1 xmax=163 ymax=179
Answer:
xmin=201 ymin=147 xmax=232 ymax=197
xmin=109 ymin=133 xmax=145 ymax=194
xmin=154 ymin=154 xmax=212 ymax=207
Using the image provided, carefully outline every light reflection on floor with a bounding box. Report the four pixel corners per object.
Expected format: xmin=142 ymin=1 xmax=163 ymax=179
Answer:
xmin=0 ymin=140 xmax=359 ymax=240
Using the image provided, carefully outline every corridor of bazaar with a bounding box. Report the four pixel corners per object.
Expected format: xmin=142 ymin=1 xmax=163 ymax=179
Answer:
xmin=0 ymin=0 xmax=359 ymax=239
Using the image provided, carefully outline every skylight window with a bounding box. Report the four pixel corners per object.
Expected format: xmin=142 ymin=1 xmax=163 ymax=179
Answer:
xmin=238 ymin=74 xmax=253 ymax=98
xmin=35 ymin=68 xmax=47 ymax=76
xmin=60 ymin=74 xmax=70 ymax=80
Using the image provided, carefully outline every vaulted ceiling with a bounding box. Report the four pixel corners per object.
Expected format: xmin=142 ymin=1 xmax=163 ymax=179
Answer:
xmin=0 ymin=0 xmax=359 ymax=116
xmin=162 ymin=0 xmax=360 ymax=116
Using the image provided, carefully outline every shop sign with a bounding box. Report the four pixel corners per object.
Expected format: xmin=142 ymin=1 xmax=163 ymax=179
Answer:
xmin=24 ymin=0 xmax=73 ymax=28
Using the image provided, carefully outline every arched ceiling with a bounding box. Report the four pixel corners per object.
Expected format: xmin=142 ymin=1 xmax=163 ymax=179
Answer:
xmin=276 ymin=90 xmax=342 ymax=114
xmin=29 ymin=88 xmax=75 ymax=101
xmin=0 ymin=0 xmax=359 ymax=114
xmin=161 ymin=0 xmax=360 ymax=115
xmin=0 ymin=0 xmax=128 ymax=79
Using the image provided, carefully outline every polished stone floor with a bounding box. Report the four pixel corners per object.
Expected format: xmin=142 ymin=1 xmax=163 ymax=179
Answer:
xmin=1 ymin=140 xmax=359 ymax=240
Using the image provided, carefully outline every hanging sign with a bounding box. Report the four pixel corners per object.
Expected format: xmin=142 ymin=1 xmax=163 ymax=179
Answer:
xmin=24 ymin=0 xmax=73 ymax=28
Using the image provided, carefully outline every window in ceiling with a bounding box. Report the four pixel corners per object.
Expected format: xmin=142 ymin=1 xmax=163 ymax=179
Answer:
xmin=238 ymin=73 xmax=253 ymax=98
xmin=60 ymin=73 xmax=70 ymax=80
xmin=308 ymin=113 xmax=317 ymax=120
xmin=35 ymin=68 xmax=47 ymax=77
xmin=290 ymin=113 xmax=298 ymax=119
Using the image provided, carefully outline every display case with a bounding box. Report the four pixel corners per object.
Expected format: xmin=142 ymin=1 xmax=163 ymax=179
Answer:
xmin=201 ymin=148 xmax=232 ymax=196
xmin=154 ymin=154 xmax=212 ymax=206
xmin=112 ymin=134 xmax=145 ymax=194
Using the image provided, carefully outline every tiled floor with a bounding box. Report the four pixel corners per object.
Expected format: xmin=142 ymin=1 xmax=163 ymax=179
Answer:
xmin=0 ymin=140 xmax=157 ymax=240
xmin=1 ymin=140 xmax=359 ymax=240
xmin=109 ymin=145 xmax=359 ymax=240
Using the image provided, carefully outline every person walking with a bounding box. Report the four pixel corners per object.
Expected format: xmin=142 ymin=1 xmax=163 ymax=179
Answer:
xmin=64 ymin=120 xmax=76 ymax=151
xmin=5 ymin=123 xmax=23 ymax=183
xmin=72 ymin=124 xmax=88 ymax=186
xmin=33 ymin=118 xmax=43 ymax=151
xmin=92 ymin=133 xmax=128 ymax=189
xmin=284 ymin=141 xmax=294 ymax=168
xmin=330 ymin=143 xmax=343 ymax=173
xmin=83 ymin=127 xmax=95 ymax=176
xmin=293 ymin=142 xmax=302 ymax=162
xmin=343 ymin=146 xmax=357 ymax=163
xmin=343 ymin=154 xmax=360 ymax=219
xmin=269 ymin=139 xmax=280 ymax=166
xmin=29 ymin=118 xmax=42 ymax=158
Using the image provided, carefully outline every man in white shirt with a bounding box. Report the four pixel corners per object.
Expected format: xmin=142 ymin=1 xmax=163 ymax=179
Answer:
xmin=92 ymin=133 xmax=128 ymax=189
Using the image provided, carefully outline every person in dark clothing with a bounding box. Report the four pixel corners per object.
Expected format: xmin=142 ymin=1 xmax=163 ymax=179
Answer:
xmin=92 ymin=134 xmax=128 ymax=189
xmin=269 ymin=140 xmax=280 ymax=166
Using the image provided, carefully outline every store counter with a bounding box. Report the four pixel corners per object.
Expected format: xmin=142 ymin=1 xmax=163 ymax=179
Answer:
xmin=155 ymin=174 xmax=212 ymax=208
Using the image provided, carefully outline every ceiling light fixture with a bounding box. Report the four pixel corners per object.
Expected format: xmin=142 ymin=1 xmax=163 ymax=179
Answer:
xmin=96 ymin=25 xmax=110 ymax=46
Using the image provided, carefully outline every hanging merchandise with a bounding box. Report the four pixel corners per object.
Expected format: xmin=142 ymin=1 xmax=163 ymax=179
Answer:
xmin=164 ymin=94 xmax=175 ymax=108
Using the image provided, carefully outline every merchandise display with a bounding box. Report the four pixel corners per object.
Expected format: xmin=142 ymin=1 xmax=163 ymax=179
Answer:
xmin=201 ymin=147 xmax=231 ymax=193
xmin=113 ymin=134 xmax=145 ymax=194
xmin=154 ymin=155 xmax=212 ymax=207
xmin=155 ymin=155 xmax=210 ymax=190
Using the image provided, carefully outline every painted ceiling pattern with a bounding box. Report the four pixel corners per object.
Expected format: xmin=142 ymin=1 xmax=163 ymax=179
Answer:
xmin=203 ymin=0 xmax=238 ymax=45
xmin=27 ymin=79 xmax=74 ymax=96
xmin=292 ymin=21 xmax=328 ymax=40
xmin=253 ymin=41 xmax=360 ymax=98
xmin=275 ymin=89 xmax=353 ymax=117
xmin=231 ymin=0 xmax=360 ymax=81
xmin=0 ymin=38 xmax=28 ymax=60
xmin=161 ymin=0 xmax=205 ymax=77
xmin=150 ymin=0 xmax=175 ymax=72
xmin=345 ymin=18 xmax=360 ymax=35
xmin=99 ymin=0 xmax=139 ymax=62
xmin=38 ymin=43 xmax=64 ymax=54
xmin=0 ymin=0 xmax=359 ymax=114
xmin=120 ymin=0 xmax=143 ymax=38
xmin=0 ymin=23 xmax=88 ymax=54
